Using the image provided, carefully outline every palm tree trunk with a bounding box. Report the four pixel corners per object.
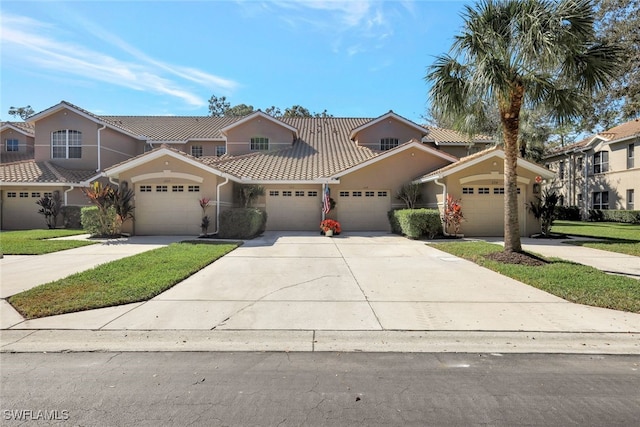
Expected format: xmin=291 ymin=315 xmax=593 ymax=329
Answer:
xmin=500 ymin=86 xmax=524 ymax=253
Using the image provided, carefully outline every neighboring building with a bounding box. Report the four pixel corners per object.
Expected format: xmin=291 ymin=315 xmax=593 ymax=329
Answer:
xmin=543 ymin=119 xmax=640 ymax=218
xmin=1 ymin=101 xmax=553 ymax=236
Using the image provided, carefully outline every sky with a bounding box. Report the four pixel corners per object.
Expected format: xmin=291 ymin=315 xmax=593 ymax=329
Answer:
xmin=1 ymin=0 xmax=470 ymax=124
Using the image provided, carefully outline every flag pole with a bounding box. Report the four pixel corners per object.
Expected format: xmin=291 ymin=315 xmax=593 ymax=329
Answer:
xmin=322 ymin=183 xmax=326 ymax=221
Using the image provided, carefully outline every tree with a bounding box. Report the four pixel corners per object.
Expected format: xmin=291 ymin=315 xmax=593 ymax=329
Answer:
xmin=208 ymin=95 xmax=231 ymax=117
xmin=426 ymin=0 xmax=621 ymax=253
xmin=8 ymin=105 xmax=35 ymax=120
xmin=282 ymin=105 xmax=312 ymax=118
xmin=36 ymin=191 xmax=61 ymax=229
xmin=236 ymin=184 xmax=265 ymax=208
xmin=208 ymin=94 xmax=332 ymax=118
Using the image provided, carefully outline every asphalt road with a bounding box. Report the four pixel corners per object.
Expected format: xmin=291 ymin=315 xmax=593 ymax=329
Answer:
xmin=1 ymin=352 xmax=639 ymax=426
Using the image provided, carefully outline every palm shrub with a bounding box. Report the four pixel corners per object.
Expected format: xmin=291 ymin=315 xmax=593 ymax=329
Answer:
xmin=35 ymin=191 xmax=61 ymax=229
xmin=527 ymin=190 xmax=559 ymax=236
xmin=237 ymin=184 xmax=265 ymax=208
xmin=82 ymin=181 xmax=134 ymax=237
xmin=426 ymin=0 xmax=622 ymax=252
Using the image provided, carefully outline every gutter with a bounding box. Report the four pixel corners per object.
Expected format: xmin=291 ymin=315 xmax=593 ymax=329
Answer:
xmin=64 ymin=186 xmax=75 ymax=205
xmin=97 ymin=124 xmax=106 ymax=172
xmin=213 ymin=177 xmax=230 ymax=234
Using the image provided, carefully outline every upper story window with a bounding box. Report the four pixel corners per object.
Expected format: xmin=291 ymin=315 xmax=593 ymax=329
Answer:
xmin=576 ymin=156 xmax=584 ymax=172
xmin=216 ymin=145 xmax=226 ymax=157
xmin=380 ymin=138 xmax=399 ymax=151
xmin=250 ymin=137 xmax=269 ymax=151
xmin=191 ymin=146 xmax=203 ymax=158
xmin=52 ymin=130 xmax=82 ymax=159
xmin=559 ymin=161 xmax=565 ymax=180
xmin=6 ymin=139 xmax=19 ymax=152
xmin=593 ymin=151 xmax=608 ymax=174
xmin=628 ymin=143 xmax=635 ymax=169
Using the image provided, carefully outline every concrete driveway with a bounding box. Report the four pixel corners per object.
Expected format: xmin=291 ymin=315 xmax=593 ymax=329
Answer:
xmin=6 ymin=232 xmax=640 ymax=333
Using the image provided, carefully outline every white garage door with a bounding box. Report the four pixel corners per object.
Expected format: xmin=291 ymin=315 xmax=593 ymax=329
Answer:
xmin=460 ymin=186 xmax=525 ymax=236
xmin=1 ymin=190 xmax=51 ymax=229
xmin=266 ymin=189 xmax=321 ymax=230
xmin=337 ymin=190 xmax=391 ymax=231
xmin=135 ymin=183 xmax=202 ymax=235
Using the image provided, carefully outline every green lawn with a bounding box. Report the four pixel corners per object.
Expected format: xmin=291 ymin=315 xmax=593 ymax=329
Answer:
xmin=551 ymin=220 xmax=640 ymax=256
xmin=8 ymin=242 xmax=238 ymax=319
xmin=0 ymin=229 xmax=96 ymax=255
xmin=430 ymin=241 xmax=640 ymax=313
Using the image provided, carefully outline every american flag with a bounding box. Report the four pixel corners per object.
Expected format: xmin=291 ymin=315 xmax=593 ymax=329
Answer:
xmin=322 ymin=185 xmax=331 ymax=214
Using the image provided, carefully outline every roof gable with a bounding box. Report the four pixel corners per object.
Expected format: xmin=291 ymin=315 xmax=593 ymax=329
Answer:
xmin=349 ymin=111 xmax=427 ymax=141
xmin=1 ymin=122 xmax=35 ymax=137
xmin=220 ymin=111 xmax=298 ymax=138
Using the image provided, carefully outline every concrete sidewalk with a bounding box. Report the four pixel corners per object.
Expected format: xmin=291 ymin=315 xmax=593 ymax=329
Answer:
xmin=2 ymin=232 xmax=640 ymax=354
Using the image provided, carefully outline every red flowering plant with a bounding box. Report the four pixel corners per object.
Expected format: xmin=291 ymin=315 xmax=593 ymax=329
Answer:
xmin=320 ymin=219 xmax=342 ymax=235
xmin=443 ymin=194 xmax=464 ymax=236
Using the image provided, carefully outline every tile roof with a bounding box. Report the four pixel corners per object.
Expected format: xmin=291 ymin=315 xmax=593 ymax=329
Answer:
xmin=425 ymin=126 xmax=493 ymax=144
xmin=1 ymin=121 xmax=35 ymax=136
xmin=0 ymin=160 xmax=96 ymax=184
xmin=599 ymin=118 xmax=640 ymax=143
xmin=1 ymin=152 xmax=35 ymax=164
xmin=414 ymin=145 xmax=501 ymax=181
xmin=100 ymin=115 xmax=240 ymax=141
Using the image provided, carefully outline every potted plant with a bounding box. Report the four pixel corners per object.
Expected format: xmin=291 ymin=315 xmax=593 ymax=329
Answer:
xmin=320 ymin=219 xmax=341 ymax=236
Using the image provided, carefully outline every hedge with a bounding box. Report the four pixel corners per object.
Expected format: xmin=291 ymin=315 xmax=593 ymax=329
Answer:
xmin=589 ymin=209 xmax=640 ymax=224
xmin=61 ymin=205 xmax=83 ymax=229
xmin=218 ymin=208 xmax=267 ymax=239
xmin=388 ymin=208 xmax=443 ymax=239
xmin=555 ymin=205 xmax=581 ymax=221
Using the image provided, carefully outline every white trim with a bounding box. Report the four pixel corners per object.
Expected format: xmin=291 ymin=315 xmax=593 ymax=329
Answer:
xmin=415 ymin=150 xmax=553 ymax=183
xmin=332 ymin=141 xmax=457 ymax=179
xmin=220 ymin=111 xmax=298 ymax=137
xmin=104 ymin=148 xmax=236 ymax=181
xmin=131 ymin=171 xmax=204 ymax=183
xmin=349 ymin=111 xmax=427 ymax=141
xmin=238 ymin=178 xmax=339 ymax=185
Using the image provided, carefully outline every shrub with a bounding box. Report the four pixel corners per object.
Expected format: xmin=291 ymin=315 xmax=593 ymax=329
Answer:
xmin=81 ymin=206 xmax=118 ymax=237
xmin=555 ymin=205 xmax=581 ymax=221
xmin=388 ymin=208 xmax=442 ymax=239
xmin=527 ymin=189 xmax=559 ymax=236
xmin=599 ymin=210 xmax=640 ymax=224
xmin=218 ymin=208 xmax=267 ymax=239
xmin=35 ymin=191 xmax=61 ymax=229
xmin=61 ymin=206 xmax=82 ymax=229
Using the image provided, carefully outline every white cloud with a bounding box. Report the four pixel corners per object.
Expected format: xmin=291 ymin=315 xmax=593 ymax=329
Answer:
xmin=0 ymin=13 xmax=239 ymax=108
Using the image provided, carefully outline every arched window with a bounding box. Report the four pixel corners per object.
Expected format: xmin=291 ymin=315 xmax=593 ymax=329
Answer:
xmin=52 ymin=130 xmax=82 ymax=159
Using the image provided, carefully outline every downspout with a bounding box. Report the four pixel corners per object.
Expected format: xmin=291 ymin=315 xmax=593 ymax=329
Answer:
xmin=64 ymin=186 xmax=75 ymax=206
xmin=96 ymin=124 xmax=106 ymax=172
xmin=322 ymin=183 xmax=326 ymax=221
xmin=433 ymin=178 xmax=449 ymax=236
xmin=213 ymin=177 xmax=230 ymax=234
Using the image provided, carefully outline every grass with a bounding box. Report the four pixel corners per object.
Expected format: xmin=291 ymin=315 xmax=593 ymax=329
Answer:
xmin=8 ymin=242 xmax=238 ymax=319
xmin=551 ymin=220 xmax=640 ymax=256
xmin=0 ymin=229 xmax=97 ymax=255
xmin=430 ymin=240 xmax=640 ymax=313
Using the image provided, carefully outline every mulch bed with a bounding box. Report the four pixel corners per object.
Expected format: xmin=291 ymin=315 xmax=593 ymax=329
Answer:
xmin=485 ymin=251 xmax=547 ymax=266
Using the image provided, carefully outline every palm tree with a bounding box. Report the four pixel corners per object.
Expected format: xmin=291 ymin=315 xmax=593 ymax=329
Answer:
xmin=426 ymin=0 xmax=621 ymax=252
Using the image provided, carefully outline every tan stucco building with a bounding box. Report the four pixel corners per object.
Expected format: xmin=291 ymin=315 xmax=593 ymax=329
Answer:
xmin=1 ymin=101 xmax=553 ymax=236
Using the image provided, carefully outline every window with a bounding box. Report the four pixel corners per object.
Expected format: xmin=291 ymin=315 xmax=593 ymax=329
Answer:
xmin=191 ymin=146 xmax=203 ymax=158
xmin=44 ymin=192 xmax=52 ymax=198
xmin=250 ymin=137 xmax=269 ymax=151
xmin=628 ymin=189 xmax=635 ymax=210
xmin=478 ymin=188 xmax=490 ymax=194
xmin=462 ymin=187 xmax=474 ymax=194
xmin=282 ymin=191 xmax=292 ymax=197
xmin=593 ymin=151 xmax=608 ymax=174
xmin=576 ymin=156 xmax=584 ymax=172
xmin=172 ymin=185 xmax=184 ymax=192
xmin=559 ymin=195 xmax=565 ymax=206
xmin=295 ymin=191 xmax=305 ymax=197
xmin=352 ymin=191 xmax=362 ymax=197
xmin=31 ymin=192 xmax=41 ymax=198
xmin=380 ymin=138 xmax=399 ymax=151
xmin=216 ymin=145 xmax=226 ymax=157
xmin=628 ymin=144 xmax=635 ymax=169
xmin=6 ymin=139 xmax=19 ymax=152
xmin=20 ymin=192 xmax=29 ymax=198
xmin=365 ymin=191 xmax=375 ymax=197
xmin=559 ymin=161 xmax=565 ymax=180
xmin=339 ymin=191 xmax=349 ymax=197
xmin=156 ymin=185 xmax=168 ymax=192
xmin=140 ymin=185 xmax=152 ymax=192
xmin=577 ymin=193 xmax=583 ymax=204
xmin=7 ymin=192 xmax=16 ymax=198
xmin=592 ymin=191 xmax=609 ymax=210
xmin=188 ymin=185 xmax=200 ymax=192
xmin=52 ymin=130 xmax=82 ymax=159
xmin=493 ymin=187 xmax=505 ymax=194
xmin=269 ymin=190 xmax=279 ymax=196
xmin=308 ymin=191 xmax=318 ymax=197
xmin=378 ymin=191 xmax=388 ymax=197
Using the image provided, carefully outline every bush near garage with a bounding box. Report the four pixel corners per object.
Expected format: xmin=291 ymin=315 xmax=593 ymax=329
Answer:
xmin=81 ymin=206 xmax=118 ymax=237
xmin=218 ymin=208 xmax=267 ymax=239
xmin=388 ymin=208 xmax=443 ymax=239
xmin=589 ymin=209 xmax=640 ymax=224
xmin=61 ymin=205 xmax=83 ymax=229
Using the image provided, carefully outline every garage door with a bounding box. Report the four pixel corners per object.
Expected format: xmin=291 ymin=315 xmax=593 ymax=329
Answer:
xmin=266 ymin=189 xmax=321 ymax=230
xmin=135 ymin=183 xmax=202 ymax=235
xmin=460 ymin=186 xmax=525 ymax=236
xmin=337 ymin=190 xmax=391 ymax=231
xmin=1 ymin=190 xmax=52 ymax=230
